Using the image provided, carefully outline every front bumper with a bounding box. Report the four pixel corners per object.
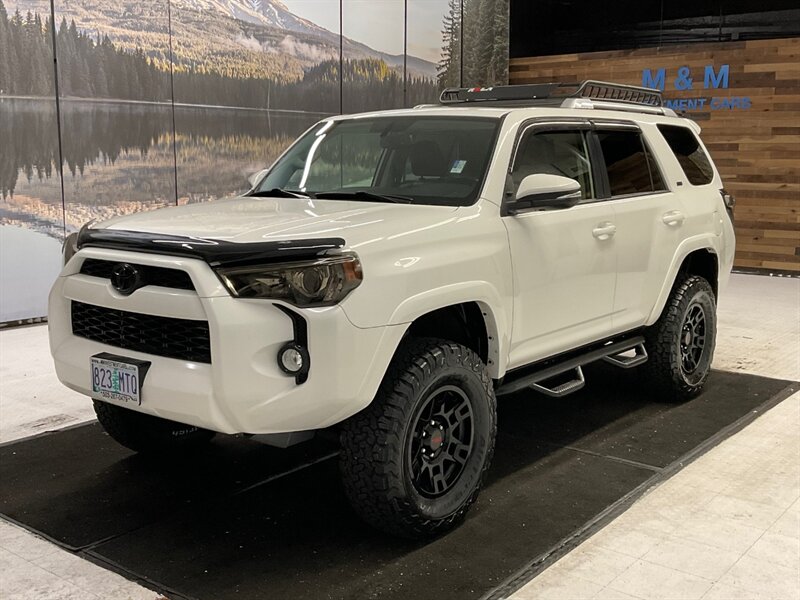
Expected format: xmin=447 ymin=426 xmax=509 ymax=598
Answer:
xmin=48 ymin=248 xmax=405 ymax=435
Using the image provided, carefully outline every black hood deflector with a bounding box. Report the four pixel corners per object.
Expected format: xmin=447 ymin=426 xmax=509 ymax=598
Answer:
xmin=76 ymin=226 xmax=345 ymax=268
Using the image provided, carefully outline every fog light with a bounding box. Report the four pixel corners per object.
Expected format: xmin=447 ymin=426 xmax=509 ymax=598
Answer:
xmin=278 ymin=343 xmax=307 ymax=375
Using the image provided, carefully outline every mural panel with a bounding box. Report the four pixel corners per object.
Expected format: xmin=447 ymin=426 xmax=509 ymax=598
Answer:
xmin=169 ymin=0 xmax=340 ymax=202
xmin=0 ymin=0 xmax=63 ymax=321
xmin=51 ymin=0 xmax=177 ymax=234
xmin=407 ymin=0 xmax=462 ymax=105
xmin=462 ymin=0 xmax=509 ymax=87
xmin=342 ymin=0 xmax=411 ymax=112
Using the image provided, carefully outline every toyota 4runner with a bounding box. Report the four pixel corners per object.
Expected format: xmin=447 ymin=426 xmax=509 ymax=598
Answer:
xmin=49 ymin=81 xmax=736 ymax=538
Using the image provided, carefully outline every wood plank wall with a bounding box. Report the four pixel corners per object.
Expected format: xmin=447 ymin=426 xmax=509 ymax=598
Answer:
xmin=510 ymin=38 xmax=800 ymax=273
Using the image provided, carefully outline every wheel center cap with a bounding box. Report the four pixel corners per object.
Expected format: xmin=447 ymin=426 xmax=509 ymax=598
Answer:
xmin=684 ymin=331 xmax=693 ymax=346
xmin=424 ymin=423 xmax=446 ymax=452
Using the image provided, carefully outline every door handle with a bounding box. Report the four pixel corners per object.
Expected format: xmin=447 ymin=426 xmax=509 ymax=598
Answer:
xmin=662 ymin=210 xmax=685 ymax=227
xmin=592 ymin=222 xmax=616 ymax=240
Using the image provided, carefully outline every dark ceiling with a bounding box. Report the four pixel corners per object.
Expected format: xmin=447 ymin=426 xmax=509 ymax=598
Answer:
xmin=510 ymin=0 xmax=800 ymax=57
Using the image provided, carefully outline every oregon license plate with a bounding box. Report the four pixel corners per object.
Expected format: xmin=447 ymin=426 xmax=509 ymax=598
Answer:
xmin=90 ymin=354 xmax=149 ymax=405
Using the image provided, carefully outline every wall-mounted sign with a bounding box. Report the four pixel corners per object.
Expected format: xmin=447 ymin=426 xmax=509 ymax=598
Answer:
xmin=641 ymin=64 xmax=750 ymax=110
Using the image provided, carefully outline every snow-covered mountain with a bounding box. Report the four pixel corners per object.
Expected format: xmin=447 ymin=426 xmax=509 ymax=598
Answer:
xmin=176 ymin=0 xmax=333 ymax=38
xmin=173 ymin=0 xmax=437 ymax=76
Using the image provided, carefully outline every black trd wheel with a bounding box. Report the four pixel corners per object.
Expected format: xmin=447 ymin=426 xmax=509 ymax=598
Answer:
xmin=339 ymin=338 xmax=497 ymax=538
xmin=643 ymin=274 xmax=717 ymax=402
xmin=93 ymin=400 xmax=215 ymax=453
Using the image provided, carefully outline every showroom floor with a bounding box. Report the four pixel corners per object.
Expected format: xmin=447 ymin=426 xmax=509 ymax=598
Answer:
xmin=0 ymin=273 xmax=798 ymax=600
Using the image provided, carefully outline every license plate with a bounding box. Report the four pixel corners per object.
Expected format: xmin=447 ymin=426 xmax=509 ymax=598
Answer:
xmin=90 ymin=354 xmax=150 ymax=406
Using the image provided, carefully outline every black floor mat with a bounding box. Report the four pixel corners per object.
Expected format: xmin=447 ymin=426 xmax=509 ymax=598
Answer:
xmin=0 ymin=367 xmax=794 ymax=600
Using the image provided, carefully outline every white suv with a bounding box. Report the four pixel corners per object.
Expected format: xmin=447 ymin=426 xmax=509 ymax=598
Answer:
xmin=49 ymin=81 xmax=735 ymax=538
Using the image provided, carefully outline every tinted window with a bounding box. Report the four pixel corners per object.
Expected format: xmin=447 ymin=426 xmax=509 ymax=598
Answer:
xmin=658 ymin=125 xmax=714 ymax=185
xmin=512 ymin=130 xmax=595 ymax=199
xmin=597 ymin=130 xmax=664 ymax=196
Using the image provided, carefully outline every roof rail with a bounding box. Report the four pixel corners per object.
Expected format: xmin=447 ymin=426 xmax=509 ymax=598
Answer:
xmin=439 ymin=81 xmax=676 ymax=116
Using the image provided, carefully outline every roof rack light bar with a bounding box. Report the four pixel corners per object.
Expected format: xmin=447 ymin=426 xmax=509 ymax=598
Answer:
xmin=575 ymin=80 xmax=662 ymax=107
xmin=439 ymin=80 xmax=663 ymax=109
xmin=439 ymin=84 xmax=562 ymax=104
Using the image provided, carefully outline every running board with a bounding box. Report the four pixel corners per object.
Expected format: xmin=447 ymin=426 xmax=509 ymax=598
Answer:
xmin=602 ymin=342 xmax=648 ymax=368
xmin=496 ymin=335 xmax=647 ymax=398
xmin=529 ymin=366 xmax=585 ymax=398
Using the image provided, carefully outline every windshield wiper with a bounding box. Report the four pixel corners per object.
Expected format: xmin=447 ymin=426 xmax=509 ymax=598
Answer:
xmin=248 ymin=188 xmax=311 ymax=199
xmin=314 ymin=191 xmax=413 ymax=204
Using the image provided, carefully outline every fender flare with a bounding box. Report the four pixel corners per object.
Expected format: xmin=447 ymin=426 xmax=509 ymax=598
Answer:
xmin=647 ymin=235 xmax=720 ymax=324
xmin=387 ymin=281 xmax=510 ymax=378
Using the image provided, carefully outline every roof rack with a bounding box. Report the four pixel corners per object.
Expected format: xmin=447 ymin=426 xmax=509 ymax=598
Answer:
xmin=438 ymin=81 xmax=675 ymax=116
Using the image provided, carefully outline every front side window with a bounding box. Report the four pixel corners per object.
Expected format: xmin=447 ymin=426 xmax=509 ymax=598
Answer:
xmin=511 ymin=130 xmax=595 ymax=200
xmin=257 ymin=116 xmax=500 ymax=206
xmin=657 ymin=124 xmax=714 ymax=185
xmin=597 ymin=130 xmax=665 ymax=196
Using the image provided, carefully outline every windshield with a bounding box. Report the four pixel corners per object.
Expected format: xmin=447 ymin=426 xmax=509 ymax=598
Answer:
xmin=255 ymin=116 xmax=500 ymax=206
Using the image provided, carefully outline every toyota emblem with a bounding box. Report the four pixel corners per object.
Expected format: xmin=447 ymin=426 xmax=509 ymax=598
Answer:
xmin=110 ymin=263 xmax=141 ymax=295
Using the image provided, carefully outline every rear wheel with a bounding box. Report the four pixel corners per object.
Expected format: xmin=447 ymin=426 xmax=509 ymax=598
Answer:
xmin=93 ymin=400 xmax=215 ymax=453
xmin=339 ymin=338 xmax=496 ymax=538
xmin=643 ymin=274 xmax=717 ymax=402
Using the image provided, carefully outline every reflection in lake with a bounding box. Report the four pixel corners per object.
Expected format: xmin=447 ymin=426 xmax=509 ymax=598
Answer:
xmin=0 ymin=98 xmax=324 ymax=241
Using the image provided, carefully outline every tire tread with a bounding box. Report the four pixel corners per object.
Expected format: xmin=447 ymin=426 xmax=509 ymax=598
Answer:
xmin=643 ymin=274 xmax=716 ymax=402
xmin=339 ymin=337 xmax=496 ymax=538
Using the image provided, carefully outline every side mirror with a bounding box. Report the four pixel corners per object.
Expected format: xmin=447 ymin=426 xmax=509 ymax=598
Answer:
xmin=506 ymin=174 xmax=582 ymax=215
xmin=247 ymin=168 xmax=268 ymax=188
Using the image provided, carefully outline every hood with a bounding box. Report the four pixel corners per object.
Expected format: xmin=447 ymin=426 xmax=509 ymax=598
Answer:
xmin=98 ymin=195 xmax=460 ymax=248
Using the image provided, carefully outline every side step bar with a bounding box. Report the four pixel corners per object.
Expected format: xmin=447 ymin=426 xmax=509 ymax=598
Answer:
xmin=496 ymin=336 xmax=647 ymax=398
xmin=529 ymin=366 xmax=586 ymax=398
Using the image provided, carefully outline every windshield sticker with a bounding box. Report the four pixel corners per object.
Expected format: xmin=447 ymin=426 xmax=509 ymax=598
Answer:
xmin=450 ymin=160 xmax=467 ymax=174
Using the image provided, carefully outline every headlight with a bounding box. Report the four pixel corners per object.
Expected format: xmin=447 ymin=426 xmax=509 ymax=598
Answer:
xmin=215 ymin=253 xmax=363 ymax=307
xmin=62 ymin=232 xmax=79 ymax=265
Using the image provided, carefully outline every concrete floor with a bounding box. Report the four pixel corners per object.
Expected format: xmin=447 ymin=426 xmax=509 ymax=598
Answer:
xmin=0 ymin=273 xmax=798 ymax=599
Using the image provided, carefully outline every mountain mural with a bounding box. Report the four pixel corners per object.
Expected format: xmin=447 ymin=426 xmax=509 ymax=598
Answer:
xmin=0 ymin=0 xmax=508 ymax=323
xmin=2 ymin=0 xmax=437 ymax=81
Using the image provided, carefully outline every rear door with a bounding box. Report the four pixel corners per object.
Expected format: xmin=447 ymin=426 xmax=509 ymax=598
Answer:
xmin=593 ymin=122 xmax=684 ymax=331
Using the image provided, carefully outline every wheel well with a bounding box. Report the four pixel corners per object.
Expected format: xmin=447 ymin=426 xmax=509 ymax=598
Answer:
xmin=405 ymin=303 xmax=489 ymax=364
xmin=680 ymin=249 xmax=719 ymax=297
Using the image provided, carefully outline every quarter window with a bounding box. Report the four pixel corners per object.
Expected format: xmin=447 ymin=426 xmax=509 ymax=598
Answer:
xmin=511 ymin=130 xmax=595 ymax=200
xmin=657 ymin=124 xmax=714 ymax=186
xmin=597 ymin=130 xmax=665 ymax=196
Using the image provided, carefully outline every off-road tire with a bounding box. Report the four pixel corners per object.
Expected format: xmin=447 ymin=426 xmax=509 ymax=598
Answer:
xmin=339 ymin=338 xmax=497 ymax=538
xmin=93 ymin=400 xmax=215 ymax=453
xmin=643 ymin=274 xmax=717 ymax=402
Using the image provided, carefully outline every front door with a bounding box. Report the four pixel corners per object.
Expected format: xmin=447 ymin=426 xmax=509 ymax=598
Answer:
xmin=502 ymin=125 xmax=617 ymax=369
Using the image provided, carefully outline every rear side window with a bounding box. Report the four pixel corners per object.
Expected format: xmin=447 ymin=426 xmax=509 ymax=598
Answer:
xmin=597 ymin=130 xmax=666 ymax=196
xmin=657 ymin=125 xmax=714 ymax=185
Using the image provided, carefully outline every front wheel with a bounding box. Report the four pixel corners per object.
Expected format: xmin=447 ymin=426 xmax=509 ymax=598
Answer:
xmin=643 ymin=274 xmax=717 ymax=402
xmin=339 ymin=338 xmax=497 ymax=538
